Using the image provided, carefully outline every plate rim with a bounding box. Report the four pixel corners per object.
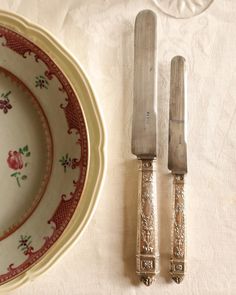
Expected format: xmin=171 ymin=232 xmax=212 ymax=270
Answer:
xmin=0 ymin=9 xmax=106 ymax=291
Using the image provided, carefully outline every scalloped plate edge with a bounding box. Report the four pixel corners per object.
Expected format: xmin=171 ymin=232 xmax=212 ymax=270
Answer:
xmin=0 ymin=9 xmax=106 ymax=292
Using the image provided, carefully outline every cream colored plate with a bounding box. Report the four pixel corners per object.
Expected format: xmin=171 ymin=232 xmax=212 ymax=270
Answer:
xmin=0 ymin=10 xmax=105 ymax=292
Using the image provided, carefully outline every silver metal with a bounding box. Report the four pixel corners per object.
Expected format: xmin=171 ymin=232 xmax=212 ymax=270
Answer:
xmin=132 ymin=10 xmax=159 ymax=286
xmin=131 ymin=10 xmax=157 ymax=159
xmin=168 ymin=56 xmax=187 ymax=174
xmin=170 ymin=174 xmax=186 ymax=284
xmin=136 ymin=159 xmax=159 ymax=286
xmin=168 ymin=56 xmax=187 ymax=284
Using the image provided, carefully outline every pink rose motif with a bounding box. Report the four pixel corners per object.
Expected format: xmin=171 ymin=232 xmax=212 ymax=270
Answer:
xmin=7 ymin=151 xmax=23 ymax=170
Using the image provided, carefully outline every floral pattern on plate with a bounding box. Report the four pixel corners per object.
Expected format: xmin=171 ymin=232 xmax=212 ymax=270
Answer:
xmin=0 ymin=91 xmax=12 ymax=114
xmin=59 ymin=154 xmax=80 ymax=172
xmin=35 ymin=75 xmax=49 ymax=89
xmin=0 ymin=21 xmax=88 ymax=286
xmin=7 ymin=146 xmax=31 ymax=187
xmin=0 ymin=66 xmax=53 ymax=242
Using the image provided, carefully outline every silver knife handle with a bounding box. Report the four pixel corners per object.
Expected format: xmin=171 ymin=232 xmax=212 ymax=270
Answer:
xmin=136 ymin=159 xmax=159 ymax=286
xmin=170 ymin=174 xmax=186 ymax=283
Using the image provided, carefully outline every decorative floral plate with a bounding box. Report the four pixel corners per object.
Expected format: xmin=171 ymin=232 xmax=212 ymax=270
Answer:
xmin=0 ymin=10 xmax=105 ymax=291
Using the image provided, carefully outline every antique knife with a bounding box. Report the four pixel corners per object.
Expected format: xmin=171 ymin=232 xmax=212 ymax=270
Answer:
xmin=132 ymin=10 xmax=159 ymax=286
xmin=168 ymin=56 xmax=187 ymax=284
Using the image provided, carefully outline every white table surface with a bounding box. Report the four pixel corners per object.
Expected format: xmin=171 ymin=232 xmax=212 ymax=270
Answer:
xmin=1 ymin=0 xmax=236 ymax=294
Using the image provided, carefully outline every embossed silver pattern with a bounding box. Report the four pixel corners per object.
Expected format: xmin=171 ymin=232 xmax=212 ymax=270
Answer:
xmin=136 ymin=159 xmax=159 ymax=286
xmin=170 ymin=174 xmax=185 ymax=284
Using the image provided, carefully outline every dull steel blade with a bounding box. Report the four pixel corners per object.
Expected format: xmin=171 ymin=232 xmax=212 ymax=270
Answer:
xmin=131 ymin=10 xmax=157 ymax=159
xmin=168 ymin=56 xmax=187 ymax=174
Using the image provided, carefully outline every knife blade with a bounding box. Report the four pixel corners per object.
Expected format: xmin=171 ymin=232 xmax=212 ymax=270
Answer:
xmin=131 ymin=10 xmax=159 ymax=286
xmin=168 ymin=56 xmax=187 ymax=284
xmin=132 ymin=10 xmax=157 ymax=159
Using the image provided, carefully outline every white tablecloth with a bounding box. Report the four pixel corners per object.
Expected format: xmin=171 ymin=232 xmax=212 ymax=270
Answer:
xmin=1 ymin=0 xmax=236 ymax=294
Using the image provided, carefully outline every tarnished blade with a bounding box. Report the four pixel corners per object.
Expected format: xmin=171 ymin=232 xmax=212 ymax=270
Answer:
xmin=168 ymin=56 xmax=187 ymax=174
xmin=131 ymin=10 xmax=157 ymax=159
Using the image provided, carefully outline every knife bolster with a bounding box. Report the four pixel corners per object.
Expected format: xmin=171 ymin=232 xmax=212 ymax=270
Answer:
xmin=136 ymin=159 xmax=159 ymax=286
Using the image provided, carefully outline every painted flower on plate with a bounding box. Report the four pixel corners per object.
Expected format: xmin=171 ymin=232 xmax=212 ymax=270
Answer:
xmin=7 ymin=151 xmax=23 ymax=170
xmin=0 ymin=91 xmax=12 ymax=114
xmin=59 ymin=154 xmax=80 ymax=172
xmin=35 ymin=75 xmax=49 ymax=89
xmin=7 ymin=146 xmax=31 ymax=187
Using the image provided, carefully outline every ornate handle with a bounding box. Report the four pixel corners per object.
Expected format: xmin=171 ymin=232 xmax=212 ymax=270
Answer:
xmin=170 ymin=174 xmax=186 ymax=283
xmin=136 ymin=159 xmax=159 ymax=286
